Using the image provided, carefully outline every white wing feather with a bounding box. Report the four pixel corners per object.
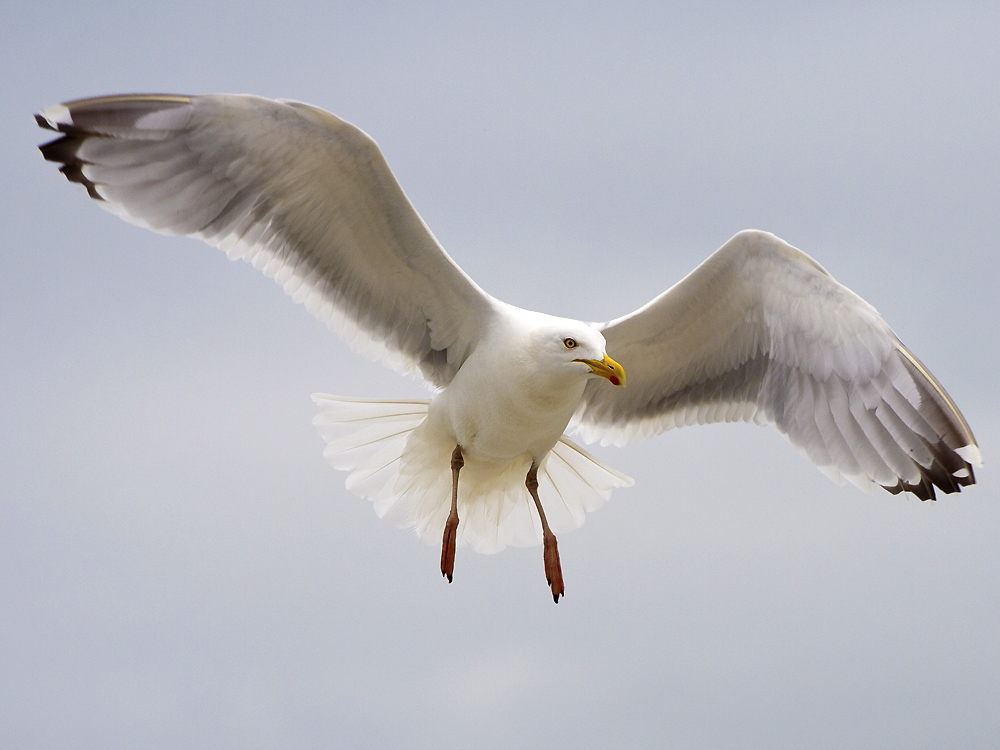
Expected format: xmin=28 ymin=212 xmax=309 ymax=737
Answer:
xmin=37 ymin=94 xmax=497 ymax=387
xmin=574 ymin=230 xmax=980 ymax=499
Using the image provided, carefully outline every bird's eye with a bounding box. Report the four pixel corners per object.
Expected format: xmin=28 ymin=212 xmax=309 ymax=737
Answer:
xmin=563 ymin=338 xmax=578 ymax=349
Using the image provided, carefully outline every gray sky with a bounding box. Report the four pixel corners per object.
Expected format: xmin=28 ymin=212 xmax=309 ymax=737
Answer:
xmin=3 ymin=2 xmax=998 ymax=748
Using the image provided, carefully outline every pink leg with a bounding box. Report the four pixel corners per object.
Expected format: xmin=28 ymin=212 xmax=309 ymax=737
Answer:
xmin=526 ymin=463 xmax=565 ymax=603
xmin=440 ymin=445 xmax=464 ymax=583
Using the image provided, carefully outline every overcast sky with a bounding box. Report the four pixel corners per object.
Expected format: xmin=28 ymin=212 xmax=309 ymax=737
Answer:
xmin=2 ymin=2 xmax=998 ymax=748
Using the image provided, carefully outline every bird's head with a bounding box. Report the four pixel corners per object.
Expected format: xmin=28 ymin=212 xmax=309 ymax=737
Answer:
xmin=534 ymin=320 xmax=626 ymax=387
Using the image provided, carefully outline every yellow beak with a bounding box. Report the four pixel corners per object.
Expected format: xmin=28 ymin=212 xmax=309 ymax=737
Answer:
xmin=576 ymin=354 xmax=626 ymax=387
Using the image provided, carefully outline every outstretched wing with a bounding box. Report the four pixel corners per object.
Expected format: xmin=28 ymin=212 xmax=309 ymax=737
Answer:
xmin=36 ymin=94 xmax=498 ymax=388
xmin=574 ymin=230 xmax=981 ymax=500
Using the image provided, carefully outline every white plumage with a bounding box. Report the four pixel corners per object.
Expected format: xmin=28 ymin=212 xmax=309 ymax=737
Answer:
xmin=37 ymin=93 xmax=981 ymax=601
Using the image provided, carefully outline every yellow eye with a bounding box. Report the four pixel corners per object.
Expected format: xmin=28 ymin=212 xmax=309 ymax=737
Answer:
xmin=563 ymin=338 xmax=578 ymax=349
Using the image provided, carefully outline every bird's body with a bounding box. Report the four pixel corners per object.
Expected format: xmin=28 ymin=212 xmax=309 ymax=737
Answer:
xmin=438 ymin=309 xmax=600 ymax=462
xmin=37 ymin=93 xmax=981 ymax=602
xmin=311 ymin=308 xmax=631 ymax=576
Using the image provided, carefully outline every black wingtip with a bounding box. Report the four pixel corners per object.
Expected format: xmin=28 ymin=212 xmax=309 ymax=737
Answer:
xmin=37 ymin=132 xmax=104 ymax=201
xmin=35 ymin=113 xmax=56 ymax=131
xmin=880 ymin=451 xmax=977 ymax=502
xmin=39 ymin=133 xmax=78 ymax=163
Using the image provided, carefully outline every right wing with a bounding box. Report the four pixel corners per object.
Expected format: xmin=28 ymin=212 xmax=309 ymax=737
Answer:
xmin=37 ymin=94 xmax=498 ymax=387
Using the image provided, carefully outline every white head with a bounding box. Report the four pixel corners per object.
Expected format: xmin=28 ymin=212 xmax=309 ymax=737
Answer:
xmin=525 ymin=315 xmax=626 ymax=388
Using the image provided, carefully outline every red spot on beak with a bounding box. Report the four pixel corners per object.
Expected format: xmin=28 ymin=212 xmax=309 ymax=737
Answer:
xmin=609 ymin=375 xmax=620 ymax=386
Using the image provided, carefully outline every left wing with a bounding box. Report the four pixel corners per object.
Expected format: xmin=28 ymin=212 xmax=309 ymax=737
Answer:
xmin=573 ymin=230 xmax=981 ymax=500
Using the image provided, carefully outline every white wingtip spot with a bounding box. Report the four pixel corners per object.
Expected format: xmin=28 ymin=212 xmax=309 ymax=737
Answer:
xmin=955 ymin=443 xmax=983 ymax=467
xmin=38 ymin=103 xmax=72 ymax=129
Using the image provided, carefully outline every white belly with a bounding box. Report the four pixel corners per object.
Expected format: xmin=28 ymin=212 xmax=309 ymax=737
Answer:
xmin=429 ymin=358 xmax=587 ymax=462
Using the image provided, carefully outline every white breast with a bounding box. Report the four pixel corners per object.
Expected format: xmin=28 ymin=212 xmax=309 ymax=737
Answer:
xmin=430 ymin=313 xmax=590 ymax=462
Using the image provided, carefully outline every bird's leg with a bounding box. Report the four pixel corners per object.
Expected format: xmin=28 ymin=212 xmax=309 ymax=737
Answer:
xmin=526 ymin=463 xmax=564 ymax=603
xmin=440 ymin=445 xmax=464 ymax=583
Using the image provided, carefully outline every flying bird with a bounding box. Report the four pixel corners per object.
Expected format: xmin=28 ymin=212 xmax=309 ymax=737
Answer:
xmin=36 ymin=94 xmax=981 ymax=602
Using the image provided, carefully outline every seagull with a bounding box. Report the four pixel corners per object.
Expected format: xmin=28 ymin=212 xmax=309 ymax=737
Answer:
xmin=36 ymin=93 xmax=981 ymax=603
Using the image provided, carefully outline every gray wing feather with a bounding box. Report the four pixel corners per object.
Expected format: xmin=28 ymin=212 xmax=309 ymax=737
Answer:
xmin=37 ymin=94 xmax=497 ymax=387
xmin=573 ymin=230 xmax=981 ymax=500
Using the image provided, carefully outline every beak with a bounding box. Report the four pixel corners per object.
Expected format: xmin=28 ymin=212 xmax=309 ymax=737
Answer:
xmin=576 ymin=354 xmax=626 ymax=387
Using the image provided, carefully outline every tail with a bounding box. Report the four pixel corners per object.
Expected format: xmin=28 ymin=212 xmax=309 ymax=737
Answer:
xmin=311 ymin=394 xmax=431 ymax=500
xmin=312 ymin=394 xmax=633 ymax=554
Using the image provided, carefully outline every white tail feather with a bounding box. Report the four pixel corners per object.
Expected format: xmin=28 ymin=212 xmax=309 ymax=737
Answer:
xmin=312 ymin=394 xmax=633 ymax=554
